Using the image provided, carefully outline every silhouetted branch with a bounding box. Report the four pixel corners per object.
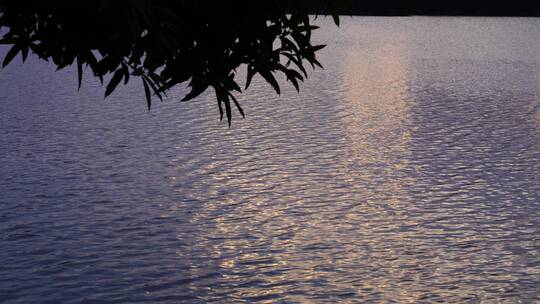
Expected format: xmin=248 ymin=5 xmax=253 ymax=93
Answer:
xmin=0 ymin=0 xmax=343 ymax=124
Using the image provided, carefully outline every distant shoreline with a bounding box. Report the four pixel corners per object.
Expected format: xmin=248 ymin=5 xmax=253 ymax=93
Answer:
xmin=307 ymin=0 xmax=540 ymax=18
xmin=335 ymin=14 xmax=540 ymax=17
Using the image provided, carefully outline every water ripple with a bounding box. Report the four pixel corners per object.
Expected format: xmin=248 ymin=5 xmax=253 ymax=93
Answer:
xmin=1 ymin=16 xmax=540 ymax=303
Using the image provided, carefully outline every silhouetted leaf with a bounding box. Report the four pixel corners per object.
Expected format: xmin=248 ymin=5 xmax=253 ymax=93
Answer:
xmin=21 ymin=46 xmax=29 ymax=62
xmin=216 ymin=98 xmax=224 ymax=121
xmin=77 ymin=57 xmax=83 ymax=90
xmin=332 ymin=14 xmax=340 ymax=26
xmin=2 ymin=44 xmax=20 ymax=67
xmin=312 ymin=58 xmax=323 ymax=68
xmin=142 ymin=77 xmax=152 ymax=111
xmin=259 ymin=70 xmax=280 ymax=94
xmin=245 ymin=66 xmax=256 ymax=90
xmin=182 ymin=82 xmax=209 ymax=101
xmin=122 ymin=65 xmax=130 ymax=84
xmin=310 ymin=45 xmax=326 ymax=52
xmin=229 ymin=92 xmax=245 ymax=119
xmin=96 ymin=55 xmax=120 ymax=76
xmin=146 ymin=78 xmax=163 ymax=101
xmin=224 ymin=96 xmax=232 ymax=126
xmin=105 ymin=69 xmax=124 ymax=97
xmin=282 ymin=53 xmax=307 ymax=76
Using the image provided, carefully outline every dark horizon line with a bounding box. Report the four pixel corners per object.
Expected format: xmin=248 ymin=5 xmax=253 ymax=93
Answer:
xmin=334 ymin=13 xmax=540 ymax=17
xmin=305 ymin=0 xmax=540 ymax=17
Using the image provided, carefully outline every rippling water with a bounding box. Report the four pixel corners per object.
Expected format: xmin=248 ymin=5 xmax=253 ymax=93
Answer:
xmin=1 ymin=17 xmax=540 ymax=303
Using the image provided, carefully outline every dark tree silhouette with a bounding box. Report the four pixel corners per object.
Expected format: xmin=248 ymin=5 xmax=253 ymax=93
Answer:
xmin=0 ymin=0 xmax=342 ymax=124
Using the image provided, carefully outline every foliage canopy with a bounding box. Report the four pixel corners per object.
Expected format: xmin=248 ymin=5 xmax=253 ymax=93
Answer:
xmin=0 ymin=0 xmax=341 ymax=124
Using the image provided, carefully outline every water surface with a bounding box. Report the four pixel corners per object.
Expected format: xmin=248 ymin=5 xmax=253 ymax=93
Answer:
xmin=1 ymin=17 xmax=540 ymax=303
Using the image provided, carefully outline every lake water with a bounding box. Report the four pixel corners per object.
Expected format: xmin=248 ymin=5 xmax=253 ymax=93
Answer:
xmin=1 ymin=17 xmax=539 ymax=303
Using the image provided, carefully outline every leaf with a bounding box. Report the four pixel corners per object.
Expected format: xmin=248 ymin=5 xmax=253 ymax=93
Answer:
xmin=332 ymin=14 xmax=340 ymax=27
xmin=2 ymin=44 xmax=20 ymax=67
xmin=182 ymin=81 xmax=209 ymax=101
xmin=259 ymin=69 xmax=280 ymax=94
xmin=285 ymin=68 xmax=304 ymax=81
xmin=145 ymin=76 xmax=163 ymax=101
xmin=122 ymin=65 xmax=130 ymax=84
xmin=297 ymin=25 xmax=320 ymax=32
xmin=245 ymin=65 xmax=256 ymax=90
xmin=216 ymin=96 xmax=224 ymax=121
xmin=21 ymin=46 xmax=29 ymax=62
xmin=311 ymin=57 xmax=323 ymax=69
xmin=77 ymin=56 xmax=83 ymax=90
xmin=225 ymin=76 xmax=241 ymax=92
xmin=310 ymin=45 xmax=326 ymax=52
xmin=281 ymin=53 xmax=307 ymax=76
xmin=55 ymin=58 xmax=72 ymax=71
xmin=291 ymin=77 xmax=300 ymax=91
xmin=142 ymin=77 xmax=152 ymax=111
xmin=96 ymin=55 xmax=120 ymax=75
xmin=280 ymin=37 xmax=299 ymax=53
xmin=229 ymin=92 xmax=245 ymax=118
xmin=105 ymin=68 xmax=123 ymax=97
xmin=224 ymin=95 xmax=232 ymax=126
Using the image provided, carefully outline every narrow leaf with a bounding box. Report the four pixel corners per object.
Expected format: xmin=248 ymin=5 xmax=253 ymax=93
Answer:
xmin=105 ymin=69 xmax=123 ymax=97
xmin=122 ymin=65 xmax=130 ymax=84
xmin=182 ymin=82 xmax=208 ymax=101
xmin=21 ymin=46 xmax=29 ymax=62
xmin=332 ymin=14 xmax=340 ymax=26
xmin=229 ymin=92 xmax=245 ymax=118
xmin=245 ymin=66 xmax=256 ymax=90
xmin=2 ymin=44 xmax=20 ymax=67
xmin=145 ymin=77 xmax=163 ymax=100
xmin=217 ymin=99 xmax=224 ymax=121
xmin=288 ymin=75 xmax=300 ymax=92
xmin=310 ymin=45 xmax=326 ymax=52
xmin=224 ymin=97 xmax=232 ymax=126
xmin=312 ymin=58 xmax=323 ymax=68
xmin=142 ymin=78 xmax=152 ymax=111
xmin=259 ymin=70 xmax=280 ymax=94
xmin=77 ymin=57 xmax=83 ymax=90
